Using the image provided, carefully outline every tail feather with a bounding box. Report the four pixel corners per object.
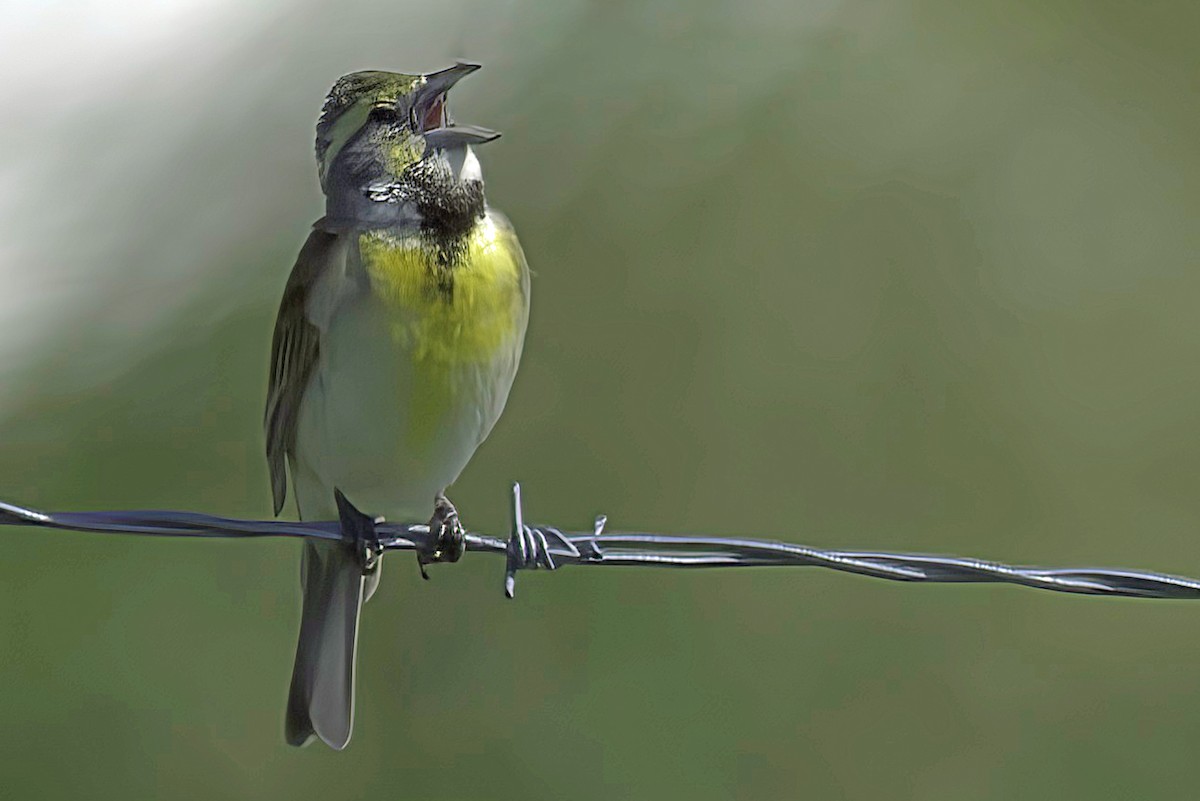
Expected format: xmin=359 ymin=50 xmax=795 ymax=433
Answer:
xmin=285 ymin=538 xmax=365 ymax=750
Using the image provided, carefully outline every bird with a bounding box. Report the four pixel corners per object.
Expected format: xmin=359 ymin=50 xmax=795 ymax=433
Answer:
xmin=264 ymin=62 xmax=530 ymax=750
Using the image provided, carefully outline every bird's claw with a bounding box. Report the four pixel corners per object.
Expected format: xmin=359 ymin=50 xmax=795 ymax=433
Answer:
xmin=417 ymin=493 xmax=465 ymax=579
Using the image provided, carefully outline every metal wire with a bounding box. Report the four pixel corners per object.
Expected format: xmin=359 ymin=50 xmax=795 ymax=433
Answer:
xmin=3 ymin=483 xmax=1199 ymax=601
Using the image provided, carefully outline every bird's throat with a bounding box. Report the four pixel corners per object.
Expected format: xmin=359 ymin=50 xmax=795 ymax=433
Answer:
xmin=405 ymin=160 xmax=486 ymax=247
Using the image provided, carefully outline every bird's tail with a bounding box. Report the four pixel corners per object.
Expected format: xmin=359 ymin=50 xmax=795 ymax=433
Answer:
xmin=285 ymin=538 xmax=367 ymax=750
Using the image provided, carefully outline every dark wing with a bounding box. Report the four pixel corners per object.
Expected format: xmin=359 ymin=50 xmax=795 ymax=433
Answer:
xmin=265 ymin=228 xmax=338 ymax=515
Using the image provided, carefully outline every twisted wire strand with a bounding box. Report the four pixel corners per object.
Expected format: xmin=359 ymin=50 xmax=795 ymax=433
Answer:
xmin=3 ymin=485 xmax=1199 ymax=601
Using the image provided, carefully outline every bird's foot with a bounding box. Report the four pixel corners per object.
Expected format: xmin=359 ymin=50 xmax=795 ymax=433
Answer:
xmin=334 ymin=488 xmax=384 ymax=572
xmin=417 ymin=493 xmax=466 ymax=580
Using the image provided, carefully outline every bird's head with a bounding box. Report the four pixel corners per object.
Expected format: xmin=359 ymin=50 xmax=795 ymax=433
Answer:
xmin=316 ymin=62 xmax=498 ymax=229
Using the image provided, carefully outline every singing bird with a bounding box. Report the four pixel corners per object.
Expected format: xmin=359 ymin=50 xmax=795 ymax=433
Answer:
xmin=264 ymin=63 xmax=530 ymax=749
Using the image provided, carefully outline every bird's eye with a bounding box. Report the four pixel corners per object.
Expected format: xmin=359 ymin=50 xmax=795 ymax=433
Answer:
xmin=368 ymin=106 xmax=398 ymax=123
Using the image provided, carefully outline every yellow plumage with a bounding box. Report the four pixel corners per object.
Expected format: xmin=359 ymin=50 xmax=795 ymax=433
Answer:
xmin=357 ymin=215 xmax=527 ymax=453
xmin=358 ymin=214 xmax=526 ymax=365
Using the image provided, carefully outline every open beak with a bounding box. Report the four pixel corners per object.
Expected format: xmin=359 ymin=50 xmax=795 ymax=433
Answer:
xmin=415 ymin=61 xmax=500 ymax=150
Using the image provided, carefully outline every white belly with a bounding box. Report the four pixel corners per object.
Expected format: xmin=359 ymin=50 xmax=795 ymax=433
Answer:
xmin=291 ymin=292 xmax=518 ymax=522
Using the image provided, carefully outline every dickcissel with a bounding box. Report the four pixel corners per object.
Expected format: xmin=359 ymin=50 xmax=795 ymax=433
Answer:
xmin=264 ymin=62 xmax=529 ymax=749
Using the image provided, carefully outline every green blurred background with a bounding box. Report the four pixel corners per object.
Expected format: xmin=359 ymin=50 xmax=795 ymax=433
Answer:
xmin=2 ymin=0 xmax=1199 ymax=798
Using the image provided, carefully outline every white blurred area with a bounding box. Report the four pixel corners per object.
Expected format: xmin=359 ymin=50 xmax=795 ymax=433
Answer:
xmin=0 ymin=0 xmax=267 ymax=404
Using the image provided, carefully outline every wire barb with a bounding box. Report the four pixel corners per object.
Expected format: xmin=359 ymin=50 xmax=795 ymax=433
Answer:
xmin=3 ymin=483 xmax=1200 ymax=601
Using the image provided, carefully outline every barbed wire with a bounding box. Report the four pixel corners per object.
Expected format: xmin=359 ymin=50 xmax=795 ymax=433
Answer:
xmin=3 ymin=483 xmax=1199 ymax=601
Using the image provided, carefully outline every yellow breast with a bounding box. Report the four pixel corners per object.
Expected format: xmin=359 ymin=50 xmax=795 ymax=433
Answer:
xmin=357 ymin=214 xmax=526 ymax=365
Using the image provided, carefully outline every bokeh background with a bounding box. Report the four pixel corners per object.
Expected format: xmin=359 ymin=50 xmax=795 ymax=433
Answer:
xmin=2 ymin=0 xmax=1199 ymax=798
